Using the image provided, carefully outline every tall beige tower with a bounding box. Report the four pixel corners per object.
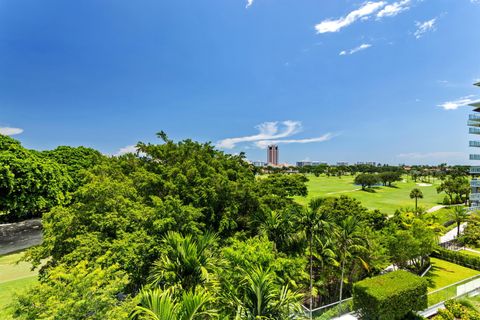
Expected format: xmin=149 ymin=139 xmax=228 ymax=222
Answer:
xmin=267 ymin=145 xmax=278 ymax=165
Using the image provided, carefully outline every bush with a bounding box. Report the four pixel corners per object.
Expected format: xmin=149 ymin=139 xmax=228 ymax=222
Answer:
xmin=432 ymin=247 xmax=480 ymax=270
xmin=443 ymin=196 xmax=451 ymax=205
xmin=353 ymin=270 xmax=427 ymax=320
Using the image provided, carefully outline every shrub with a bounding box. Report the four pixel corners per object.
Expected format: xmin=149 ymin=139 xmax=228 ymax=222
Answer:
xmin=353 ymin=270 xmax=427 ymax=320
xmin=432 ymin=247 xmax=480 ymax=271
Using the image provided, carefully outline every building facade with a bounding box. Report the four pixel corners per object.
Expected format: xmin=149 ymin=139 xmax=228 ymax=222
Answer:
xmin=469 ymin=82 xmax=480 ymax=210
xmin=267 ymin=145 xmax=279 ymax=165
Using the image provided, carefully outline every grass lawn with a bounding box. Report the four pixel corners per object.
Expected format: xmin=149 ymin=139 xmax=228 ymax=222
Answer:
xmin=460 ymin=249 xmax=480 ymax=257
xmin=295 ymin=174 xmax=444 ymax=214
xmin=0 ymin=251 xmax=38 ymax=319
xmin=425 ymin=258 xmax=480 ymax=306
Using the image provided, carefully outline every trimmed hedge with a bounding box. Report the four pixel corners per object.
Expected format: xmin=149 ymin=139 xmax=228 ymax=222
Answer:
xmin=353 ymin=270 xmax=427 ymax=320
xmin=432 ymin=247 xmax=480 ymax=270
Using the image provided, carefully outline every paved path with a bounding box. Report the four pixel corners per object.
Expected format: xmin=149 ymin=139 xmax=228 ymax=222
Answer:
xmin=440 ymin=222 xmax=467 ymax=244
xmin=427 ymin=205 xmax=446 ymax=213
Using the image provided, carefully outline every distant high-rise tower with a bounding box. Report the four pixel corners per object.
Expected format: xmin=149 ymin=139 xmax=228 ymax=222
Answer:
xmin=267 ymin=145 xmax=279 ymax=165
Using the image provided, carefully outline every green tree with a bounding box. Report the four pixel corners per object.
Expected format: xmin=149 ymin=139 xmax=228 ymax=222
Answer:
xmin=0 ymin=134 xmax=71 ymax=221
xmin=409 ymin=188 xmax=424 ymax=213
xmin=148 ymin=232 xmax=219 ymax=293
xmin=130 ymin=288 xmax=217 ymax=320
xmin=449 ymin=206 xmax=469 ymax=237
xmin=13 ymin=261 xmax=133 ymax=320
xmin=336 ymin=216 xmax=366 ymax=302
xmin=354 ymin=173 xmax=379 ymax=190
xmin=437 ymin=176 xmax=470 ymax=204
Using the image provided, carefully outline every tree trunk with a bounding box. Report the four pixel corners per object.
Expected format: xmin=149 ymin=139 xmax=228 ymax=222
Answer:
xmin=309 ymin=230 xmax=313 ymax=319
xmin=457 ymin=222 xmax=460 ymax=237
xmin=415 ymin=197 xmax=418 ymax=213
xmin=339 ymin=259 xmax=345 ymax=303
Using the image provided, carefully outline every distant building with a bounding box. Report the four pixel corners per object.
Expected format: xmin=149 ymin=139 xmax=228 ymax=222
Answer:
xmin=366 ymin=162 xmax=376 ymax=166
xmin=337 ymin=162 xmax=349 ymax=166
xmin=469 ymin=81 xmax=480 ymax=210
xmin=356 ymin=162 xmax=365 ymax=165
xmin=267 ymin=145 xmax=279 ymax=165
xmin=252 ymin=161 xmax=267 ymax=167
xmin=297 ymin=161 xmax=324 ymax=167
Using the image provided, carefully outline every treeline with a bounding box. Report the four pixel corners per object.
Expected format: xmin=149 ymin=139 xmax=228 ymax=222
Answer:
xmin=0 ymin=134 xmax=451 ymax=319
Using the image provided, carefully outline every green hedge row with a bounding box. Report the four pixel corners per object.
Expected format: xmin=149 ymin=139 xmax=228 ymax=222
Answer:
xmin=432 ymin=247 xmax=480 ymax=270
xmin=353 ymin=270 xmax=427 ymax=320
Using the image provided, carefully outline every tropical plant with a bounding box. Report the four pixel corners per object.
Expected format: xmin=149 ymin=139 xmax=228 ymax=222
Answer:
xmin=130 ymin=287 xmax=217 ymax=320
xmin=449 ymin=206 xmax=469 ymax=237
xmin=409 ymin=188 xmax=424 ymax=214
xmin=148 ymin=231 xmax=219 ymax=293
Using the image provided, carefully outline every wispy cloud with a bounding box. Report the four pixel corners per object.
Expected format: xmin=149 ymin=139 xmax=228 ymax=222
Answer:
xmin=246 ymin=0 xmax=254 ymax=8
xmin=255 ymin=133 xmax=335 ymax=148
xmin=438 ymin=95 xmax=476 ymax=110
xmin=0 ymin=127 xmax=23 ymax=136
xmin=217 ymin=121 xmax=334 ymax=149
xmin=414 ymin=18 xmax=436 ymax=39
xmin=397 ymin=152 xmax=464 ymax=160
xmin=217 ymin=121 xmax=301 ymax=149
xmin=315 ymin=1 xmax=386 ymax=33
xmin=377 ymin=0 xmax=411 ymax=18
xmin=339 ymin=43 xmax=372 ymax=56
xmin=115 ymin=145 xmax=138 ymax=156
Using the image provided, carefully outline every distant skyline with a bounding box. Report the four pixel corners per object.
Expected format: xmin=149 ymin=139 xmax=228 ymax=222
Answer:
xmin=1 ymin=0 xmax=479 ymax=165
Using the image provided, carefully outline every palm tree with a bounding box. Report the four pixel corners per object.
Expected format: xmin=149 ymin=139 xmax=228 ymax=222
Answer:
xmin=148 ymin=231 xmax=219 ymax=293
xmin=409 ymin=188 xmax=424 ymax=214
xmin=449 ymin=206 xmax=469 ymax=237
xmin=337 ymin=216 xmax=367 ymax=303
xmin=300 ymin=198 xmax=335 ymax=317
xmin=130 ymin=287 xmax=217 ymax=320
xmin=239 ymin=266 xmax=302 ymax=319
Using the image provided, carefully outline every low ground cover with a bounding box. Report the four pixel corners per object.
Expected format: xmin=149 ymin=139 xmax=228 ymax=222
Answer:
xmin=295 ymin=175 xmax=443 ymax=214
xmin=0 ymin=251 xmax=38 ymax=319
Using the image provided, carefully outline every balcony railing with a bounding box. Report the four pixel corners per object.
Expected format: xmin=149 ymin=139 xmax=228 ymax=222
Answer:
xmin=471 ymin=180 xmax=480 ymax=187
xmin=470 ymin=193 xmax=480 ymax=201
xmin=470 ymin=154 xmax=480 ymax=160
xmin=470 ymin=166 xmax=480 ymax=174
xmin=468 ymin=120 xmax=480 ymax=127
xmin=470 ymin=114 xmax=480 ymax=121
xmin=470 ymin=128 xmax=480 ymax=135
xmin=470 ymin=141 xmax=480 ymax=147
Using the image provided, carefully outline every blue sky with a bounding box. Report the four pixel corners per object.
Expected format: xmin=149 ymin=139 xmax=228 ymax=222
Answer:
xmin=1 ymin=0 xmax=479 ymax=165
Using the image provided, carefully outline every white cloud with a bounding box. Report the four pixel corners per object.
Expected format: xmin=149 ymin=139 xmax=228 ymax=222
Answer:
xmin=315 ymin=1 xmax=386 ymax=33
xmin=0 ymin=127 xmax=23 ymax=136
xmin=115 ymin=145 xmax=138 ymax=156
xmin=414 ymin=18 xmax=436 ymax=39
xmin=254 ymin=133 xmax=334 ymax=148
xmin=217 ymin=121 xmax=335 ymax=149
xmin=397 ymin=152 xmax=464 ymax=159
xmin=339 ymin=43 xmax=372 ymax=55
xmin=377 ymin=0 xmax=411 ymax=18
xmin=217 ymin=121 xmax=302 ymax=149
xmin=438 ymin=95 xmax=476 ymax=110
xmin=246 ymin=0 xmax=254 ymax=8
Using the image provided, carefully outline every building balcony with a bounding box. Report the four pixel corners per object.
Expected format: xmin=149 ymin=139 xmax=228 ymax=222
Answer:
xmin=471 ymin=193 xmax=480 ymax=201
xmin=468 ymin=120 xmax=480 ymax=127
xmin=470 ymin=141 xmax=480 ymax=147
xmin=470 ymin=127 xmax=480 ymax=135
xmin=470 ymin=114 xmax=480 ymax=121
xmin=471 ymin=154 xmax=480 ymax=160
xmin=470 ymin=166 xmax=480 ymax=174
xmin=471 ymin=180 xmax=480 ymax=187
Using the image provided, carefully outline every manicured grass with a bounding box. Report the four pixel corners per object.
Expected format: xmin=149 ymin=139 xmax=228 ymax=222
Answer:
xmin=425 ymin=258 xmax=480 ymax=291
xmin=295 ymin=174 xmax=444 ymax=214
xmin=425 ymin=258 xmax=480 ymax=306
xmin=0 ymin=251 xmax=38 ymax=319
xmin=460 ymin=249 xmax=480 ymax=257
xmin=0 ymin=276 xmax=37 ymax=319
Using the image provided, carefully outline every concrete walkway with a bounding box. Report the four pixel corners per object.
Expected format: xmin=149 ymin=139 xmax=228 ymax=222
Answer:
xmin=440 ymin=222 xmax=467 ymax=244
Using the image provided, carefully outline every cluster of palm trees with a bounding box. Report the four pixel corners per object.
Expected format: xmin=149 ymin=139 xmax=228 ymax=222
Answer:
xmin=129 ymin=232 xmax=303 ymax=319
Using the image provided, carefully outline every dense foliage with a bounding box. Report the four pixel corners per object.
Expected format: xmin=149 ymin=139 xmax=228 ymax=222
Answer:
xmin=432 ymin=247 xmax=480 ymax=271
xmin=353 ymin=270 xmax=427 ymax=320
xmin=2 ymin=134 xmax=443 ymax=319
xmin=0 ymin=135 xmax=71 ymax=221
